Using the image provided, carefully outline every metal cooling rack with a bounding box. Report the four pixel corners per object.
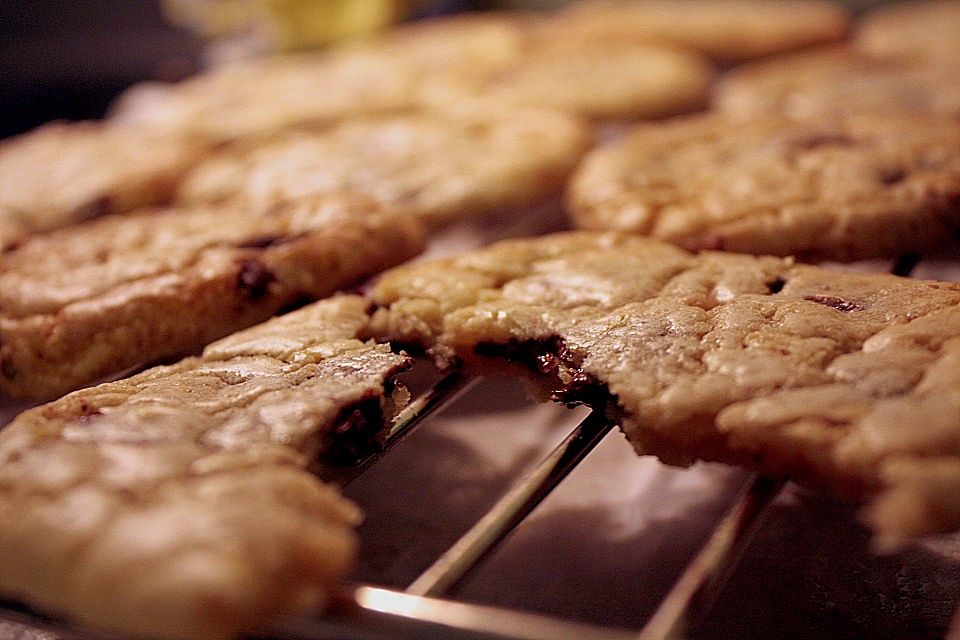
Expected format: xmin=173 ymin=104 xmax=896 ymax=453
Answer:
xmin=0 ymin=367 xmax=781 ymax=640
xmin=269 ymin=374 xmax=784 ymax=640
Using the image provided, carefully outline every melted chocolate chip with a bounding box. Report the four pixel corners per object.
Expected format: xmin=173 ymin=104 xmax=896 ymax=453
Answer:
xmin=476 ymin=337 xmax=565 ymax=367
xmin=238 ymin=235 xmax=286 ymax=250
xmin=892 ymin=253 xmax=920 ymax=278
xmin=536 ymin=352 xmax=560 ymax=375
xmin=275 ymin=298 xmax=313 ymax=318
xmin=804 ymin=295 xmax=865 ymax=313
xmin=0 ymin=357 xmax=17 ymax=381
xmin=383 ymin=377 xmax=397 ymax=396
xmin=877 ymin=167 xmax=907 ymax=186
xmin=313 ymin=355 xmax=412 ymax=467
xmin=551 ymin=370 xmax=611 ymax=410
xmin=476 ymin=337 xmax=618 ymax=414
xmin=78 ymin=401 xmax=103 ymax=418
xmin=701 ymin=235 xmax=727 ymax=251
xmin=792 ymin=133 xmax=855 ymax=151
xmin=557 ymin=342 xmax=585 ymax=368
xmin=322 ymin=395 xmax=387 ymax=465
xmin=76 ymin=195 xmax=111 ymax=222
xmin=236 ymin=260 xmax=275 ymax=299
xmin=766 ymin=277 xmax=787 ymax=294
xmin=1 ymin=239 xmax=23 ymax=255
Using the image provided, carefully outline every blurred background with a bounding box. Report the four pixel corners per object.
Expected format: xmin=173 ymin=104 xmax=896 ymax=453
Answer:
xmin=0 ymin=0 xmax=885 ymax=138
xmin=0 ymin=0 xmax=559 ymax=137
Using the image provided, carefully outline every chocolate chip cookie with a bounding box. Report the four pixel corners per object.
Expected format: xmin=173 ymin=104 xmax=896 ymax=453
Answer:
xmin=176 ymin=108 xmax=591 ymax=226
xmin=539 ymin=0 xmax=850 ymax=62
xmin=0 ymin=198 xmax=423 ymax=400
xmin=716 ymin=48 xmax=960 ymax=120
xmin=569 ymin=113 xmax=960 ymax=261
xmin=856 ymin=0 xmax=960 ymax=63
xmin=0 ymin=294 xmax=411 ymax=640
xmin=367 ymin=232 xmax=960 ymax=545
xmin=0 ymin=121 xmax=210 ymax=251
xmin=111 ymin=14 xmax=527 ymax=145
xmin=421 ymin=43 xmax=714 ymax=121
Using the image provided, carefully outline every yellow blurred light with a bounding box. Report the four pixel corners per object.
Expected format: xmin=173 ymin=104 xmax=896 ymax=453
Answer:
xmin=163 ymin=0 xmax=413 ymax=51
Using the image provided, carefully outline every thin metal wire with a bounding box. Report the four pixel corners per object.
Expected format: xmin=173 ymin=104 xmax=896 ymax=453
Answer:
xmin=637 ymin=476 xmax=785 ymax=640
xmin=386 ymin=371 xmax=480 ymax=443
xmin=271 ymin=587 xmax=639 ymax=640
xmin=327 ymin=371 xmax=478 ymax=485
xmin=406 ymin=409 xmax=615 ymax=598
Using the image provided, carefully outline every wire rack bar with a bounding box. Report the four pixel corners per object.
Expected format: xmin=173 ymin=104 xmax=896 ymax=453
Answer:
xmin=638 ymin=476 xmax=785 ymax=640
xmin=406 ymin=408 xmax=615 ymax=598
xmin=270 ymin=587 xmax=638 ymax=640
xmin=328 ymin=371 xmax=478 ymax=485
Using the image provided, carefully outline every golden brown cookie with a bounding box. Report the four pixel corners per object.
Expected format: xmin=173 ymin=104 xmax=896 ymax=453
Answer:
xmin=176 ymin=108 xmax=591 ymax=226
xmin=111 ymin=53 xmax=415 ymax=144
xmin=0 ymin=121 xmax=210 ymax=251
xmin=716 ymin=48 xmax=960 ymax=120
xmin=341 ymin=11 xmax=526 ymax=75
xmin=0 ymin=295 xmax=411 ymax=640
xmin=539 ymin=0 xmax=851 ymax=62
xmin=110 ymin=14 xmax=527 ymax=144
xmin=0 ymin=198 xmax=423 ymax=400
xmin=366 ymin=232 xmax=960 ymax=545
xmin=422 ymin=44 xmax=714 ymax=121
xmin=856 ymin=0 xmax=960 ymax=63
xmin=569 ymin=113 xmax=960 ymax=261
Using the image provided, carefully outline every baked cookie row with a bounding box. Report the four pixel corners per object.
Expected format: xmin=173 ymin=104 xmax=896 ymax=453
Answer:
xmin=1 ymin=0 xmax=863 ymax=249
xmin=0 ymin=107 xmax=588 ymax=400
xmin=0 ymin=295 xmax=410 ymax=640
xmin=4 ymin=232 xmax=960 ymax=640
xmin=1 ymin=2 xmax=960 ymax=639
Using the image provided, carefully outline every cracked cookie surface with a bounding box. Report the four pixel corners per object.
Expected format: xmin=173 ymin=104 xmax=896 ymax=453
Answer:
xmin=0 ymin=121 xmax=210 ymax=251
xmin=569 ymin=113 xmax=960 ymax=261
xmin=0 ymin=199 xmax=423 ymax=400
xmin=0 ymin=295 xmax=410 ymax=640
xmin=367 ymin=232 xmax=960 ymax=545
xmin=176 ymin=108 xmax=590 ymax=226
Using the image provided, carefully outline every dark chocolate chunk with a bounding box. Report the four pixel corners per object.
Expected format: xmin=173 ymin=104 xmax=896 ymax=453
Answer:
xmin=75 ymin=195 xmax=112 ymax=223
xmin=1 ymin=239 xmax=23 ymax=255
xmin=766 ymin=277 xmax=787 ymax=294
xmin=551 ymin=370 xmax=611 ymax=410
xmin=892 ymin=253 xmax=920 ymax=277
xmin=877 ymin=167 xmax=907 ymax=186
xmin=236 ymin=260 xmax=275 ymax=299
xmin=791 ymin=133 xmax=855 ymax=151
xmin=476 ymin=337 xmax=617 ymax=413
xmin=322 ymin=395 xmax=386 ymax=465
xmin=0 ymin=357 xmax=17 ymax=381
xmin=237 ymin=235 xmax=286 ymax=250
